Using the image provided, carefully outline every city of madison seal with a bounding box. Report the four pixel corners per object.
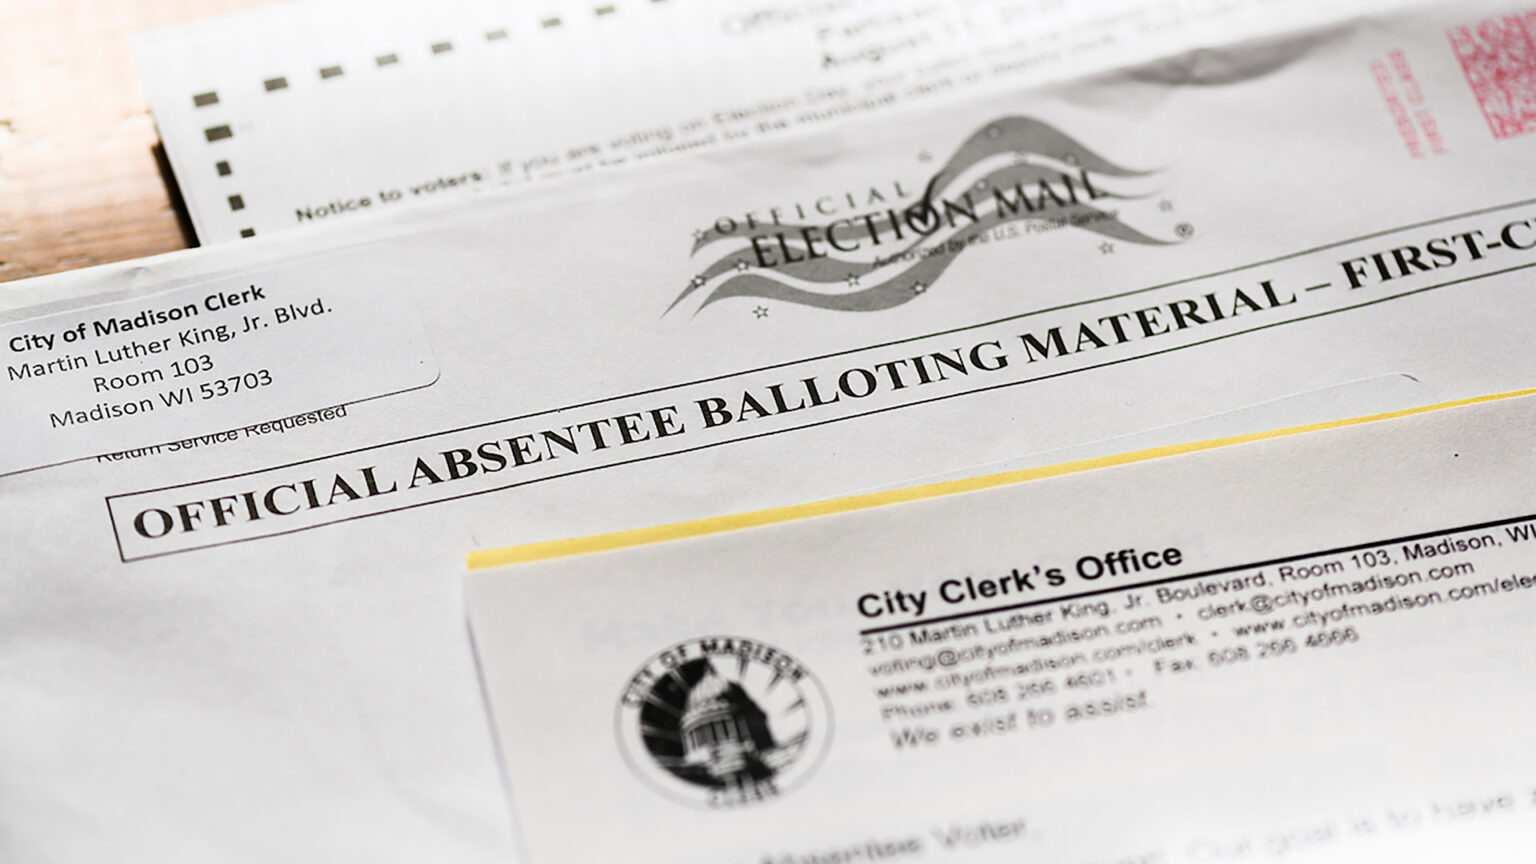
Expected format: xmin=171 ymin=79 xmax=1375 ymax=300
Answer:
xmin=617 ymin=635 xmax=832 ymax=808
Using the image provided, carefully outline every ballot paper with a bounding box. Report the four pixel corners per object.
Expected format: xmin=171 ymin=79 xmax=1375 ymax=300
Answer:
xmin=135 ymin=0 xmax=1426 ymax=243
xmin=464 ymin=391 xmax=1536 ymax=863
xmin=6 ymin=3 xmax=1536 ymax=859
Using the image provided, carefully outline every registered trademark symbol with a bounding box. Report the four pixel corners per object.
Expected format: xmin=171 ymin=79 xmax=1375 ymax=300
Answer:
xmin=1175 ymin=222 xmax=1195 ymax=239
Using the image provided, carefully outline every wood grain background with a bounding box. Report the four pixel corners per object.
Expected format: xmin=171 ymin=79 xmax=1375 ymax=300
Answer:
xmin=0 ymin=0 xmax=275 ymax=286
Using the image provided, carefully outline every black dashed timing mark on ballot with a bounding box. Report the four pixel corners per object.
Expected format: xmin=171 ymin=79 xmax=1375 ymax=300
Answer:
xmin=189 ymin=2 xmax=662 ymax=240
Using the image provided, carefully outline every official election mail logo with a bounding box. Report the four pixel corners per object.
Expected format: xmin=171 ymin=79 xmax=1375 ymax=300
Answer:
xmin=668 ymin=115 xmax=1180 ymax=316
xmin=617 ymin=635 xmax=832 ymax=808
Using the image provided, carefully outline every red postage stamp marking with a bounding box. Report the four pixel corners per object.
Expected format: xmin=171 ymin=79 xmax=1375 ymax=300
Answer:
xmin=1448 ymin=10 xmax=1536 ymax=140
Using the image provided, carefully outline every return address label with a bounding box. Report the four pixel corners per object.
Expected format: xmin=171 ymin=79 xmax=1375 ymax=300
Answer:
xmin=0 ymin=249 xmax=437 ymax=475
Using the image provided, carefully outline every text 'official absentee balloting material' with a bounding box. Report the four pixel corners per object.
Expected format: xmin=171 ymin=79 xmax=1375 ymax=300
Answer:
xmin=4 ymin=2 xmax=1536 ymax=860
xmin=467 ymin=392 xmax=1536 ymax=863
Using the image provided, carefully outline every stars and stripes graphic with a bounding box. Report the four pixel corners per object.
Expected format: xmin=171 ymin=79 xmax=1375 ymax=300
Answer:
xmin=668 ymin=116 xmax=1174 ymax=316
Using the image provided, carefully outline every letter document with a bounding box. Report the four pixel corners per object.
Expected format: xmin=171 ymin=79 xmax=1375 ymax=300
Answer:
xmin=467 ymin=392 xmax=1536 ymax=863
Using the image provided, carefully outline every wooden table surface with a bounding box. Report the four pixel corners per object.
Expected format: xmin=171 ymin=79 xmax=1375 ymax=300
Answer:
xmin=0 ymin=0 xmax=276 ymax=286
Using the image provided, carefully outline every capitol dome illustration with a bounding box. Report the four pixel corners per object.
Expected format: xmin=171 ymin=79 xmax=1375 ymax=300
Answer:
xmin=680 ymin=664 xmax=778 ymax=785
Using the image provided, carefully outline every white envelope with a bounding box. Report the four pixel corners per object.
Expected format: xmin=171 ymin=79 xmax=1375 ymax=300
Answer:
xmin=134 ymin=0 xmax=1431 ymax=242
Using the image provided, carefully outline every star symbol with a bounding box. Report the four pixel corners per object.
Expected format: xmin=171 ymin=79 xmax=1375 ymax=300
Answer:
xmin=1157 ymin=199 xmax=1174 ymax=212
xmin=1099 ymin=241 xmax=1115 ymax=255
xmin=753 ymin=306 xmax=769 ymax=318
xmin=735 ymin=260 xmax=749 ymax=272
xmin=986 ymin=125 xmax=1002 ymax=138
xmin=689 ymin=274 xmax=706 ymax=288
xmin=692 ymin=229 xmax=708 ymax=241
xmin=912 ymin=281 xmax=927 ymax=295
xmin=917 ymin=150 xmax=933 ymax=163
xmin=846 ymin=273 xmax=861 ymax=288
xmin=1062 ymin=153 xmax=1079 ymax=165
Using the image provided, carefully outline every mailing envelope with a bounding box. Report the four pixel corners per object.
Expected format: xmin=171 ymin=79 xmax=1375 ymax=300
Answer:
xmin=4 ymin=2 xmax=1536 ymax=859
xmin=133 ymin=0 xmax=1430 ymax=242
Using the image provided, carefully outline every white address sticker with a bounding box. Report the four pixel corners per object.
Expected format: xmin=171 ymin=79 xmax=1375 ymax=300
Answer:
xmin=0 ymin=249 xmax=438 ymax=475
